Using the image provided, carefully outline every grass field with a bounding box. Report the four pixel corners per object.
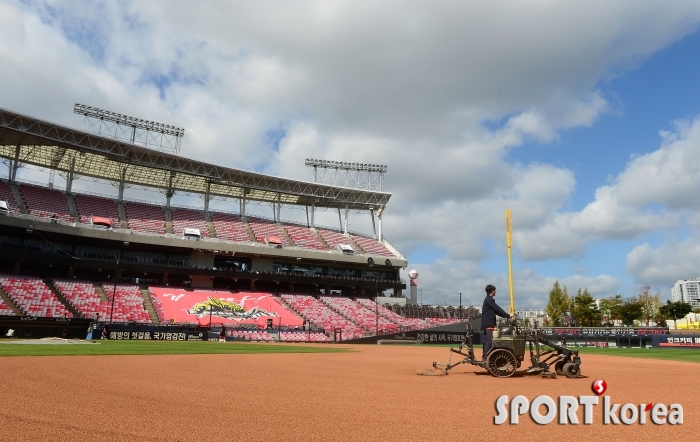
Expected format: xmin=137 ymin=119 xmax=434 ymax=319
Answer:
xmin=573 ymin=346 xmax=700 ymax=363
xmin=0 ymin=340 xmax=350 ymax=357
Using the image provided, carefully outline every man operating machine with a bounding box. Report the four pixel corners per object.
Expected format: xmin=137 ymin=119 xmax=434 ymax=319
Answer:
xmin=481 ymin=285 xmax=511 ymax=359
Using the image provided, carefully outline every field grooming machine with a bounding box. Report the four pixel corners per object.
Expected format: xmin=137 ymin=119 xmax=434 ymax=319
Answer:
xmin=432 ymin=318 xmax=582 ymax=378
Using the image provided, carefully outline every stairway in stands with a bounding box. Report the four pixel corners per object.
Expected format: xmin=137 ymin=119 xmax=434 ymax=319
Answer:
xmin=277 ymin=295 xmax=306 ymax=321
xmin=242 ymin=218 xmax=256 ymax=241
xmin=140 ymin=289 xmax=160 ymax=324
xmin=204 ymin=212 xmax=217 ymax=238
xmin=116 ymin=202 xmax=129 ymax=228
xmin=44 ymin=278 xmax=82 ymax=318
xmin=164 ymin=207 xmax=173 ymax=234
xmin=314 ymin=229 xmax=331 ymax=249
xmin=0 ymin=285 xmax=23 ymax=315
xmin=319 ymin=297 xmax=371 ymax=334
xmin=65 ymin=194 xmax=80 ymax=223
xmin=278 ymin=225 xmax=295 ymax=246
xmin=9 ymin=184 xmax=28 ymax=214
xmin=93 ymin=283 xmax=110 ymax=302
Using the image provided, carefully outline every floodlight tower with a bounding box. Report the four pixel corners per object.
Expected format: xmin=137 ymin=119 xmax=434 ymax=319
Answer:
xmin=305 ymin=158 xmax=388 ymax=239
xmin=73 ymin=103 xmax=185 ymax=154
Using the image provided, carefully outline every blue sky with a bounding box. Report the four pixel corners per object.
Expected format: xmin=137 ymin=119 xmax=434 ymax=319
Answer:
xmin=3 ymin=1 xmax=700 ymax=306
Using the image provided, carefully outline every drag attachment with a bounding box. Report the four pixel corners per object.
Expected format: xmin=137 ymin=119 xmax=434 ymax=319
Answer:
xmin=416 ymin=368 xmax=447 ymax=376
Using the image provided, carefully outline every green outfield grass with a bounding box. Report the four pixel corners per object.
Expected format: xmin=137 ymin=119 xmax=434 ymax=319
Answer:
xmin=573 ymin=346 xmax=700 ymax=363
xmin=0 ymin=340 xmax=349 ymax=357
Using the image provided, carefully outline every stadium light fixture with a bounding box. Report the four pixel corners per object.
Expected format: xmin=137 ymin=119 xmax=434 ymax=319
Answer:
xmin=305 ymin=159 xmax=387 ymax=173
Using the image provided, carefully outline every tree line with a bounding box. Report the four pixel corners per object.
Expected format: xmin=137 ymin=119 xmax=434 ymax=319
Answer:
xmin=544 ymin=281 xmax=694 ymax=328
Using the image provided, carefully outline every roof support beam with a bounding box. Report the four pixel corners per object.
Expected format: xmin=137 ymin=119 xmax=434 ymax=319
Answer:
xmin=204 ymin=180 xmax=211 ymax=213
xmin=118 ymin=167 xmax=126 ymax=202
xmin=10 ymin=144 xmax=20 ymax=182
xmin=370 ymin=208 xmax=377 ymax=240
xmin=65 ymin=156 xmax=76 ymax=194
xmin=166 ymin=172 xmax=175 ymax=208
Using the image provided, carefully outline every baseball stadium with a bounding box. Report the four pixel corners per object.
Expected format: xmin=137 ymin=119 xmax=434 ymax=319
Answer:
xmin=0 ymin=106 xmax=697 ymax=440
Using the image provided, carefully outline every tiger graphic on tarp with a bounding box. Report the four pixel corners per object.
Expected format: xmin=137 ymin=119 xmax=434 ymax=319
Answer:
xmin=186 ymin=297 xmax=279 ymax=321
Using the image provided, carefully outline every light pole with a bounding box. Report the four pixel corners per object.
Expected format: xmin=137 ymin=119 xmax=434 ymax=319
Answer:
xmin=375 ymin=278 xmax=379 ymax=336
xmin=109 ymin=259 xmax=119 ymax=325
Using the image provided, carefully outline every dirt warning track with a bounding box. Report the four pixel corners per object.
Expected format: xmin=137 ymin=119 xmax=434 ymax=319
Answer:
xmin=0 ymin=344 xmax=696 ymax=441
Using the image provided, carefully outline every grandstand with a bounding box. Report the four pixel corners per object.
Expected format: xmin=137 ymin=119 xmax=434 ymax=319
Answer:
xmin=0 ymin=105 xmax=472 ymax=341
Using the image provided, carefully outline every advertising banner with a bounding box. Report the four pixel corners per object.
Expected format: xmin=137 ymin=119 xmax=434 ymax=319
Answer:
xmin=654 ymin=335 xmax=700 ymax=348
xmin=542 ymin=327 xmax=667 ymax=336
xmin=148 ymin=288 xmax=303 ymax=327
xmin=108 ymin=330 xmax=208 ymax=341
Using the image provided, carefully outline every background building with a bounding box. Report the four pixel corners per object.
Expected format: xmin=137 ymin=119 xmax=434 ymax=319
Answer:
xmin=671 ymin=279 xmax=700 ymax=308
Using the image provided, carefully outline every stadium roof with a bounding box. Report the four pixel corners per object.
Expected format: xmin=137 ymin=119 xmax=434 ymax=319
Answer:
xmin=0 ymin=107 xmax=391 ymax=211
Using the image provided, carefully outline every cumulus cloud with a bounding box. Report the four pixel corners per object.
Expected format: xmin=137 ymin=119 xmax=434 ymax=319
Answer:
xmin=615 ymin=117 xmax=700 ymax=209
xmin=625 ymin=238 xmax=700 ymax=288
xmin=2 ymin=1 xmax=700 ymax=306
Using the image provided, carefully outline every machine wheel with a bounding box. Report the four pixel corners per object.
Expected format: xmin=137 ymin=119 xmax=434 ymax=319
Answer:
xmin=562 ymin=362 xmax=580 ymax=378
xmin=555 ymin=360 xmax=569 ymax=376
xmin=485 ymin=349 xmax=518 ymax=378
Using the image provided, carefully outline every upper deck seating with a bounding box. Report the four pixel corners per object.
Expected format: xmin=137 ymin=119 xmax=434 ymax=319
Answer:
xmin=248 ymin=217 xmax=289 ymax=245
xmin=351 ymin=235 xmax=395 ymax=257
xmin=124 ymin=203 xmax=165 ymax=234
xmin=73 ymin=194 xmax=120 ymax=226
xmin=321 ymin=296 xmax=398 ymax=334
xmin=0 ymin=275 xmax=72 ymax=318
xmin=210 ymin=213 xmax=251 ymax=242
xmin=19 ymin=184 xmax=73 ymax=222
xmin=171 ymin=208 xmax=210 ymax=237
xmin=318 ymin=229 xmax=353 ymax=251
xmin=0 ymin=180 xmax=18 ymax=212
xmin=284 ymin=225 xmax=328 ymax=251
xmin=280 ymin=294 xmax=365 ymax=340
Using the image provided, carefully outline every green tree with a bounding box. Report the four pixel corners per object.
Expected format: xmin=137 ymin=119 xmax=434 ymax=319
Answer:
xmin=599 ymin=295 xmax=623 ymax=326
xmin=618 ymin=296 xmax=644 ymax=326
xmin=637 ymin=285 xmax=662 ymax=325
xmin=659 ymin=301 xmax=694 ymax=329
xmin=572 ymin=288 xmax=602 ymax=326
xmin=545 ymin=281 xmax=570 ymax=326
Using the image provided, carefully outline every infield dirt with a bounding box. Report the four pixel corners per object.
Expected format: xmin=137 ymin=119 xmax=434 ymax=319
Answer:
xmin=0 ymin=343 xmax=696 ymax=441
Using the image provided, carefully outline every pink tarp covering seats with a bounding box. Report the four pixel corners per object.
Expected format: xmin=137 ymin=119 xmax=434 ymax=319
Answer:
xmin=266 ymin=236 xmax=283 ymax=246
xmin=149 ymin=288 xmax=303 ymax=327
xmin=92 ymin=216 xmax=112 ymax=228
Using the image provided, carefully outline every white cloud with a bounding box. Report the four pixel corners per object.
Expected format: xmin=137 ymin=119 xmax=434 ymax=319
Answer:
xmin=615 ymin=117 xmax=700 ymax=210
xmin=1 ymin=0 xmax=700 ymax=303
xmin=626 ymin=237 xmax=700 ymax=289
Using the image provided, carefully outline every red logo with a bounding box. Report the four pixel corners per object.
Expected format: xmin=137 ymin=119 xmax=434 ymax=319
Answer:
xmin=592 ymin=379 xmax=607 ymax=396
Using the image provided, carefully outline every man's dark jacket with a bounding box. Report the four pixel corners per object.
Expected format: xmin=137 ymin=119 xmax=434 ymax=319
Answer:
xmin=481 ymin=295 xmax=510 ymax=330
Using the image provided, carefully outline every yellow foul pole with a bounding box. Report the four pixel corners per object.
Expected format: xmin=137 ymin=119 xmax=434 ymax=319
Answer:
xmin=506 ymin=209 xmax=515 ymax=315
